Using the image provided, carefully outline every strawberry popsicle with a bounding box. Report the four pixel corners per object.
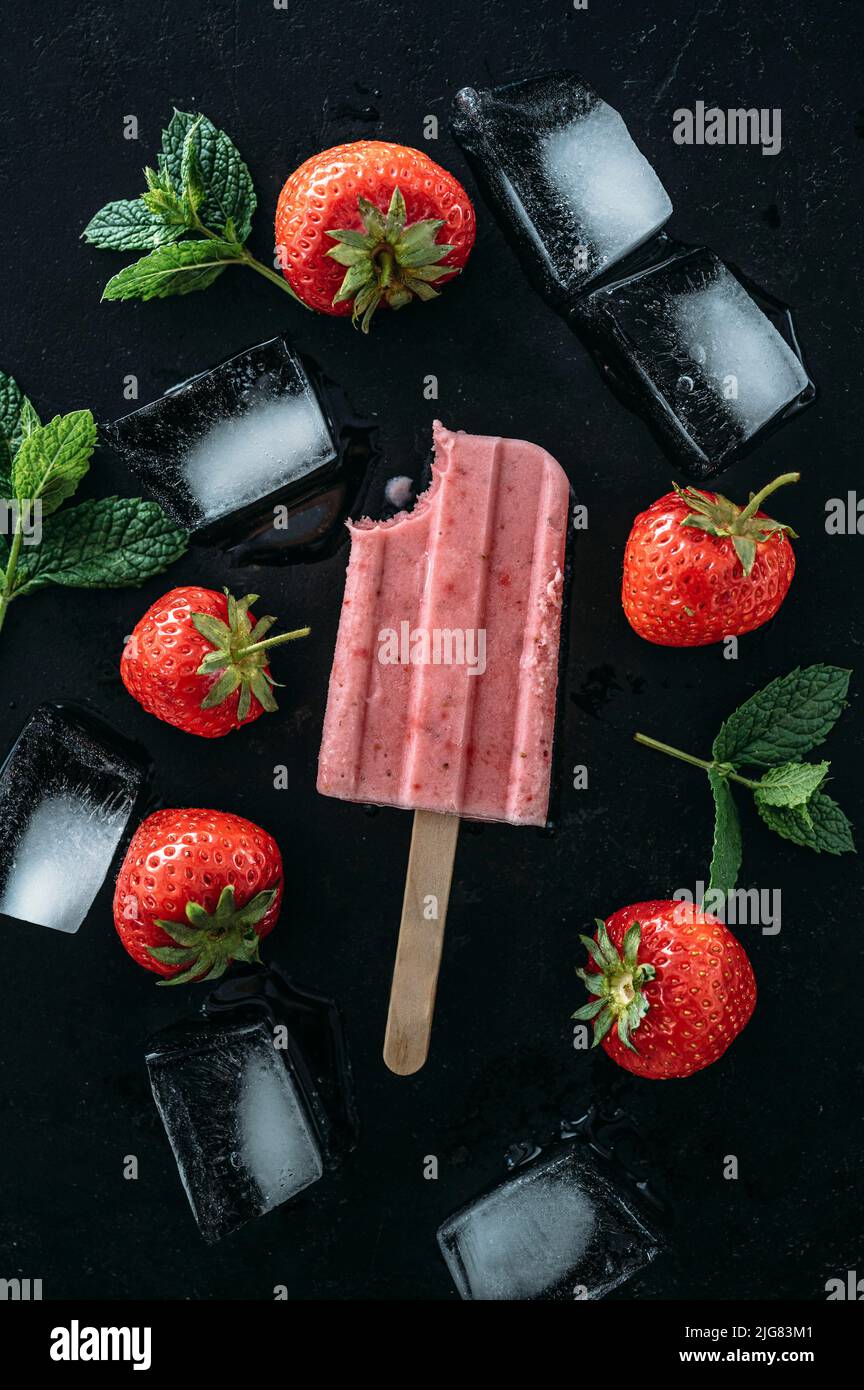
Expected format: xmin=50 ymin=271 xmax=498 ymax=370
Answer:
xmin=317 ymin=421 xmax=570 ymax=1073
xmin=318 ymin=421 xmax=569 ymax=824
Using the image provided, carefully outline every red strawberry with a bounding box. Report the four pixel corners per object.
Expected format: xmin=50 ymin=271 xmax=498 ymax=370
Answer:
xmin=622 ymin=474 xmax=798 ymax=647
xmin=121 ymin=586 xmax=309 ymax=738
xmin=274 ymin=140 xmax=476 ymax=331
xmin=113 ymin=808 xmax=283 ymax=984
xmin=574 ymin=899 xmax=756 ymax=1079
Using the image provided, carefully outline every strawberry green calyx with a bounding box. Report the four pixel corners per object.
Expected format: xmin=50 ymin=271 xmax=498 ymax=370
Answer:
xmin=192 ymin=589 xmax=310 ymax=721
xmin=148 ymin=883 xmax=278 ymax=985
xmin=573 ymin=920 xmax=656 ymax=1052
xmin=675 ymin=472 xmax=800 ymax=577
xmin=325 ymin=187 xmax=457 ymax=332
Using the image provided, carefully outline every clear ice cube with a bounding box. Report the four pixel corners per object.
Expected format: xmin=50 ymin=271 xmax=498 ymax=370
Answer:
xmin=146 ymin=1016 xmax=324 ymax=1244
xmin=452 ymin=72 xmax=672 ymax=305
xmin=0 ymin=704 xmax=147 ymax=934
xmin=202 ymin=962 xmax=359 ymax=1166
xmin=670 ymin=263 xmax=811 ymax=436
xmin=181 ymin=394 xmax=333 ymax=523
xmin=103 ymin=336 xmax=338 ymax=538
xmin=577 ymin=244 xmax=814 ymax=476
xmin=437 ymin=1142 xmax=660 ymax=1301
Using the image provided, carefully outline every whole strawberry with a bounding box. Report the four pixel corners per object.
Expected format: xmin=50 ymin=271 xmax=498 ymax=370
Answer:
xmin=121 ymin=586 xmax=309 ymax=738
xmin=113 ymin=808 xmax=283 ymax=984
xmin=622 ymin=474 xmax=798 ymax=647
xmin=274 ymin=140 xmax=476 ymax=331
xmin=574 ymin=900 xmax=756 ymax=1079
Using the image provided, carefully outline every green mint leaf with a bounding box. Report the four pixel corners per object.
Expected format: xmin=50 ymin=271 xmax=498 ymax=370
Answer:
xmin=82 ymin=198 xmax=185 ymax=251
xmin=180 ymin=119 xmax=207 ymax=215
xmin=12 ymin=496 xmax=188 ymax=596
xmin=0 ymin=369 xmax=41 ymax=490
xmin=100 ymin=240 xmax=241 ymax=302
xmin=756 ymin=790 xmax=855 ymax=856
xmin=707 ymin=769 xmax=742 ymax=895
xmin=753 ymin=760 xmax=829 ymax=809
xmin=0 ymin=368 xmax=25 ymax=455
xmin=712 ymin=665 xmax=852 ymax=767
xmin=18 ymin=397 xmax=41 ymax=440
xmin=159 ymin=110 xmax=256 ymax=241
xmin=141 ymin=188 xmax=192 ymax=228
xmin=12 ymin=410 xmax=96 ymax=516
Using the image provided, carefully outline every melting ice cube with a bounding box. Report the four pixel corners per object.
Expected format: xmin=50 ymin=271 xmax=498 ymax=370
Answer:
xmin=670 ymin=263 xmax=811 ymax=437
xmin=452 ymin=72 xmax=672 ymax=305
xmin=202 ymin=962 xmax=359 ymax=1166
xmin=0 ymin=792 xmax=130 ymax=934
xmin=0 ymin=705 xmax=147 ymax=935
xmin=180 ymin=390 xmax=334 ymax=524
xmin=437 ymin=1142 xmax=660 ymax=1300
xmin=146 ymin=1017 xmax=324 ymax=1244
xmin=541 ymin=103 xmax=672 ymax=274
xmin=577 ymin=243 xmax=814 ymax=476
xmin=103 ymin=336 xmax=340 ymax=539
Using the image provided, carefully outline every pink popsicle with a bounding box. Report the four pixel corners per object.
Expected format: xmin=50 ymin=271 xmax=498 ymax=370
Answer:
xmin=318 ymin=421 xmax=569 ymax=826
xmin=318 ymin=421 xmax=570 ymax=1073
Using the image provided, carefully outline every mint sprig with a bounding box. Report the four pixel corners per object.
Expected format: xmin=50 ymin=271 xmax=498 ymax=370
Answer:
xmin=634 ymin=665 xmax=855 ymax=893
xmin=0 ymin=368 xmax=188 ymax=642
xmin=83 ymin=110 xmax=301 ymax=305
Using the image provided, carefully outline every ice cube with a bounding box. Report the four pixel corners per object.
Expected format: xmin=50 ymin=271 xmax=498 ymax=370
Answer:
xmin=181 ymin=390 xmax=334 ymax=524
xmin=670 ymin=263 xmax=811 ymax=436
xmin=104 ymin=336 xmax=341 ymax=542
xmin=577 ymin=243 xmax=815 ymax=477
xmin=202 ymin=962 xmax=359 ymax=1165
xmin=0 ymin=704 xmax=147 ymax=935
xmin=146 ymin=1016 xmax=324 ymax=1244
xmin=437 ymin=1142 xmax=660 ymax=1300
xmin=452 ymin=72 xmax=672 ymax=306
xmin=0 ymin=793 xmax=128 ymax=934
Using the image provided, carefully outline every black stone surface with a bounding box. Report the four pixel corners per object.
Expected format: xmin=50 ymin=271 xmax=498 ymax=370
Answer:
xmin=0 ymin=0 xmax=861 ymax=1300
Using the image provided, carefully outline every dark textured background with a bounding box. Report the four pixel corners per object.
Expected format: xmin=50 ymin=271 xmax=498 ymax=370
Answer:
xmin=0 ymin=0 xmax=861 ymax=1301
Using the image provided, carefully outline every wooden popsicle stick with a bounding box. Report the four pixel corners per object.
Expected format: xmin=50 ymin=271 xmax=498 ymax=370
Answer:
xmin=383 ymin=809 xmax=461 ymax=1076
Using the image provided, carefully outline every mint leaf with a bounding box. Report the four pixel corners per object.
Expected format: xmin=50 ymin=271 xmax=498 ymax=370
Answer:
xmin=82 ymin=198 xmax=185 ymax=251
xmin=0 ymin=369 xmax=40 ymax=489
xmin=141 ymin=166 xmax=192 ymax=228
xmin=12 ymin=410 xmax=96 ymax=516
xmin=757 ymin=790 xmax=855 ymax=855
xmin=712 ymin=665 xmax=851 ymax=767
xmin=180 ymin=119 xmax=207 ymax=216
xmin=0 ymin=368 xmax=25 ymax=454
xmin=707 ymin=770 xmax=742 ymax=895
xmin=159 ymin=110 xmax=255 ymax=241
xmin=754 ymin=760 xmax=829 ymax=809
xmin=101 ymin=240 xmax=241 ymax=302
xmin=12 ymin=496 xmax=188 ymax=595
xmin=18 ymin=397 xmax=40 ymax=440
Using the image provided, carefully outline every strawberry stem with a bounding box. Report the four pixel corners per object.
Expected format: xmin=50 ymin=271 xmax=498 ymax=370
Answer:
xmin=239 ymin=625 xmax=311 ymax=658
xmin=735 ymin=472 xmax=800 ymax=527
